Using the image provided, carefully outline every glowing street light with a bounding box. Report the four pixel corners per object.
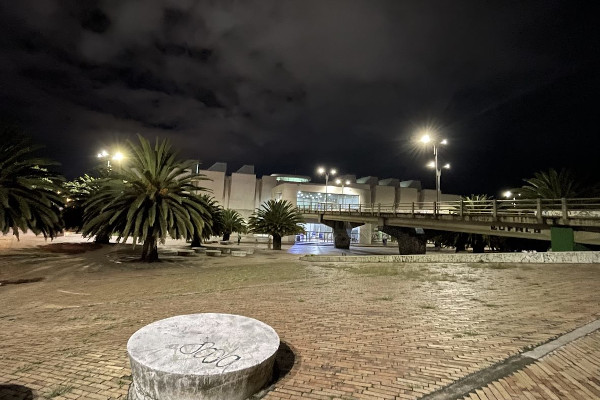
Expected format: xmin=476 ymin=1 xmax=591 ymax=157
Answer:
xmin=418 ymin=131 xmax=449 ymax=208
xmin=97 ymin=149 xmax=125 ymax=169
xmin=317 ymin=167 xmax=336 ymax=211
xmin=335 ymin=178 xmax=351 ymax=206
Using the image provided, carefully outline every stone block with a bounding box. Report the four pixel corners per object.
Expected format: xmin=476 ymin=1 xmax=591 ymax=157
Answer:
xmin=231 ymin=251 xmax=246 ymax=257
xmin=205 ymin=250 xmax=221 ymax=257
xmin=127 ymin=313 xmax=280 ymax=400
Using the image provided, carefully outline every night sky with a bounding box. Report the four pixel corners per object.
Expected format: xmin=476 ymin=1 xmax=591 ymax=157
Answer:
xmin=1 ymin=1 xmax=598 ymax=196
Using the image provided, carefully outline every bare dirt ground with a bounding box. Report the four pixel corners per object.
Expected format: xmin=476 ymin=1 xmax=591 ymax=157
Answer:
xmin=1 ymin=235 xmax=599 ymax=399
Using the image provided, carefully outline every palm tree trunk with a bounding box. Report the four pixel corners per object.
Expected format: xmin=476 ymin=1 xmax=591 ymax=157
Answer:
xmin=95 ymin=230 xmax=111 ymax=244
xmin=272 ymin=234 xmax=282 ymax=250
xmin=141 ymin=236 xmax=159 ymax=262
xmin=223 ymin=232 xmax=231 ymax=241
xmin=191 ymin=233 xmax=202 ymax=247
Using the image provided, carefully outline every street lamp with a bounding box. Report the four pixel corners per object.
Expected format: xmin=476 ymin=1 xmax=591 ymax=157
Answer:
xmin=419 ymin=133 xmax=449 ymax=206
xmin=97 ymin=149 xmax=125 ymax=170
xmin=97 ymin=150 xmax=111 ymax=168
xmin=335 ymin=178 xmax=351 ymax=206
xmin=317 ymin=167 xmax=336 ymax=211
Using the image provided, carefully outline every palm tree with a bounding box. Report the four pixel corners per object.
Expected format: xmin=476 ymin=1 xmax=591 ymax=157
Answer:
xmin=0 ymin=132 xmax=64 ymax=239
xmin=62 ymin=174 xmax=97 ymax=231
xmin=516 ymin=168 xmax=580 ymax=199
xmin=248 ymin=200 xmax=304 ymax=250
xmin=81 ymin=135 xmax=213 ymax=262
xmin=220 ymin=209 xmax=246 ymax=241
xmin=191 ymin=194 xmax=223 ymax=247
xmin=451 ymin=194 xmax=492 ymax=253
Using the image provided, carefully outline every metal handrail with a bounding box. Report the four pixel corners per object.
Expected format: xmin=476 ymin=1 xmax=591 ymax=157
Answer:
xmin=296 ymin=198 xmax=600 ymax=221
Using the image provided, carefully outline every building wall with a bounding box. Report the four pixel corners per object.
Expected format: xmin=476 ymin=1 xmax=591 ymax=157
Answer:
xmin=374 ymin=186 xmax=395 ymax=205
xmin=420 ymin=189 xmax=438 ymax=203
xmin=228 ymin=173 xmax=257 ymax=217
xmin=397 ymin=187 xmax=419 ymax=204
xmin=258 ymin=176 xmax=277 ymax=207
xmin=196 ymin=170 xmax=226 ymax=204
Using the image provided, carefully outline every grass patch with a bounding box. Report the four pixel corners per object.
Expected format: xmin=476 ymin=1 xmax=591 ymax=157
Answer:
xmin=45 ymin=385 xmax=73 ymax=398
xmin=484 ymin=303 xmax=500 ymax=308
xmin=468 ymin=263 xmax=515 ymax=270
xmin=14 ymin=364 xmax=35 ymax=373
xmin=373 ymin=296 xmax=394 ymax=301
xmin=349 ymin=265 xmax=430 ymax=279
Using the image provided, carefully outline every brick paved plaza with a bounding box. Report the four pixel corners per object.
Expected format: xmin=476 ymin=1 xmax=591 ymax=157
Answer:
xmin=1 ymin=238 xmax=599 ymax=399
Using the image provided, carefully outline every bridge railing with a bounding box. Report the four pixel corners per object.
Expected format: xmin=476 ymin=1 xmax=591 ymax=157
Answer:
xmin=296 ymin=198 xmax=600 ymax=220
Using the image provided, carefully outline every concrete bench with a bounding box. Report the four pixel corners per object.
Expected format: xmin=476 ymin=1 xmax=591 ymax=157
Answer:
xmin=192 ymin=247 xmax=206 ymax=254
xmin=127 ymin=313 xmax=280 ymax=400
xmin=231 ymin=251 xmax=246 ymax=257
xmin=220 ymin=248 xmax=232 ymax=255
xmin=205 ymin=250 xmax=222 ymax=257
xmin=177 ymin=249 xmax=195 ymax=256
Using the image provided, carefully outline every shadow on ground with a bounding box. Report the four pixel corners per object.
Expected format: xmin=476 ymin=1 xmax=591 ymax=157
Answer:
xmin=0 ymin=384 xmax=34 ymax=400
xmin=251 ymin=341 xmax=297 ymax=398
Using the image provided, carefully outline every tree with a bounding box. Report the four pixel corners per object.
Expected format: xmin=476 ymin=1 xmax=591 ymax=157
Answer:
xmin=191 ymin=194 xmax=223 ymax=247
xmin=81 ymin=135 xmax=213 ymax=262
xmin=516 ymin=168 xmax=581 ymax=199
xmin=220 ymin=209 xmax=247 ymax=241
xmin=248 ymin=200 xmax=304 ymax=250
xmin=0 ymin=131 xmax=64 ymax=239
xmin=62 ymin=174 xmax=97 ymax=231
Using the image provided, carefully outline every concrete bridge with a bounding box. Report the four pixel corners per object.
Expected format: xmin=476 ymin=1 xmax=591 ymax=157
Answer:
xmin=297 ymin=198 xmax=600 ymax=253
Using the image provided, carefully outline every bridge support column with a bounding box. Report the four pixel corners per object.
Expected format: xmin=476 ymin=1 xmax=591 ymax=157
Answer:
xmin=380 ymin=226 xmax=426 ymax=255
xmin=551 ymin=227 xmax=575 ymax=251
xmin=322 ymin=221 xmax=360 ymax=249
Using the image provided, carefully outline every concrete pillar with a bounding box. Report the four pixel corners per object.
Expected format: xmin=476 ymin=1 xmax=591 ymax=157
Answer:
xmin=380 ymin=226 xmax=426 ymax=255
xmin=332 ymin=221 xmax=351 ymax=249
xmin=322 ymin=220 xmax=362 ymax=249
xmin=359 ymin=223 xmax=373 ymax=245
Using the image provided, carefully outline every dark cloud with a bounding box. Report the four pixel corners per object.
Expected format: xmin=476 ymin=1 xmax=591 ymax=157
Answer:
xmin=0 ymin=0 xmax=597 ymax=194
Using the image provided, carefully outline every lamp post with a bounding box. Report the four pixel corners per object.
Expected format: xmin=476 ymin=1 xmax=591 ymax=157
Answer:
xmin=335 ymin=178 xmax=351 ymax=206
xmin=420 ymin=134 xmax=449 ymax=207
xmin=317 ymin=167 xmax=336 ymax=211
xmin=97 ymin=150 xmax=125 ymax=170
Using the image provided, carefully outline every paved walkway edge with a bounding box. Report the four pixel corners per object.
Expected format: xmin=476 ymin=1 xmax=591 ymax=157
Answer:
xmin=419 ymin=318 xmax=600 ymax=400
xmin=300 ymin=251 xmax=600 ymax=264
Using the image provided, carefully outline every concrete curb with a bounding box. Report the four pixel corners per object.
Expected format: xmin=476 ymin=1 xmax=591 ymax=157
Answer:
xmin=300 ymin=251 xmax=600 ymax=264
xmin=419 ymin=319 xmax=600 ymax=400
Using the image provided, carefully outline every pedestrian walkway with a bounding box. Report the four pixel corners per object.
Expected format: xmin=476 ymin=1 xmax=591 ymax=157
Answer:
xmin=1 ymin=239 xmax=599 ymax=399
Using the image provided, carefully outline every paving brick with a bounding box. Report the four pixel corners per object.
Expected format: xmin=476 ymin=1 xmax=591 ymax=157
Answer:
xmin=1 ymin=243 xmax=599 ymax=399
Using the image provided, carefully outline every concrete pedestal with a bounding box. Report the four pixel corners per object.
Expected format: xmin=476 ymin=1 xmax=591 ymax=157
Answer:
xmin=206 ymin=250 xmax=221 ymax=257
xmin=192 ymin=247 xmax=206 ymax=254
xmin=231 ymin=251 xmax=246 ymax=257
xmin=177 ymin=250 xmax=195 ymax=256
xmin=127 ymin=313 xmax=280 ymax=400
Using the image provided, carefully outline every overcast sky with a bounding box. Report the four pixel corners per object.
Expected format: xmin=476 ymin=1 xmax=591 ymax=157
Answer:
xmin=0 ymin=0 xmax=597 ymax=195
